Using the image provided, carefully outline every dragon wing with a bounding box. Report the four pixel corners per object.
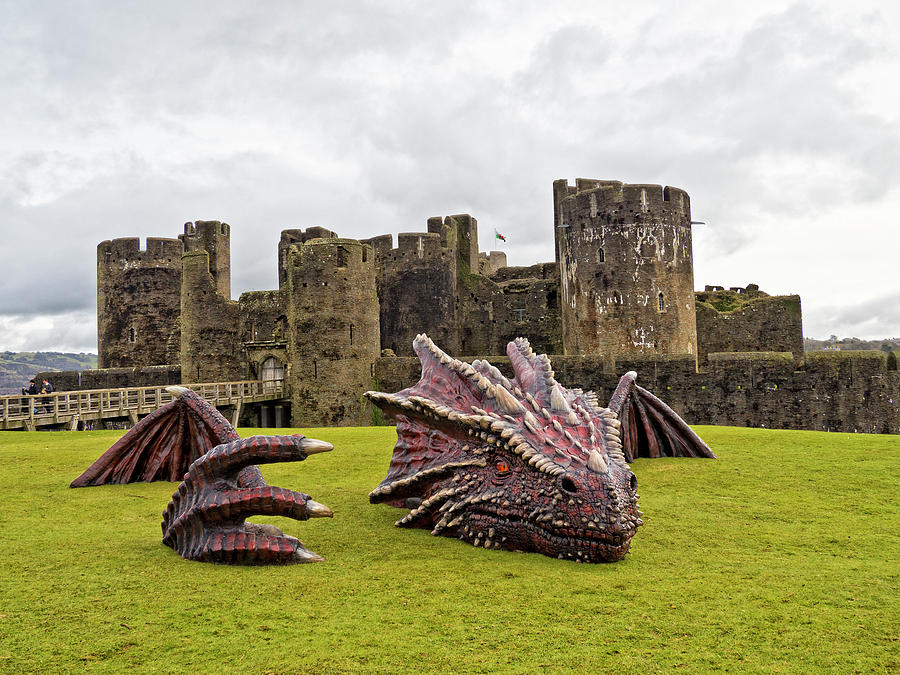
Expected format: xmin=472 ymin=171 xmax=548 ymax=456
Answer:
xmin=70 ymin=387 xmax=242 ymax=487
xmin=607 ymin=372 xmax=716 ymax=462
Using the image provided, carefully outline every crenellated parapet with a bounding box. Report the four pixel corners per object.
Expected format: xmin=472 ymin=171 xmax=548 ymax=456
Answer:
xmin=553 ymin=179 xmax=691 ymax=224
xmin=98 ymin=237 xmax=183 ymax=263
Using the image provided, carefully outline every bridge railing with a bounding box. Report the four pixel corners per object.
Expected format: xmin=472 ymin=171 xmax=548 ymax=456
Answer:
xmin=0 ymin=380 xmax=285 ymax=424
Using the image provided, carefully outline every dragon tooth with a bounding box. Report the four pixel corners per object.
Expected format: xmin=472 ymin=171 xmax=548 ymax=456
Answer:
xmin=566 ymin=411 xmax=579 ymax=426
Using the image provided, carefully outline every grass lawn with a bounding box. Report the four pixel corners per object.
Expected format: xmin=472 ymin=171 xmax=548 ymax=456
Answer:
xmin=0 ymin=425 xmax=897 ymax=673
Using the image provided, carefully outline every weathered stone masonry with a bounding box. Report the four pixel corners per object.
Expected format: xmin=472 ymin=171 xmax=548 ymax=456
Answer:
xmin=84 ymin=178 xmax=897 ymax=433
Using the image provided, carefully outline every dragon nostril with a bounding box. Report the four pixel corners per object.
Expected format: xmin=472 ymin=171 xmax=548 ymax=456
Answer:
xmin=630 ymin=474 xmax=638 ymax=491
xmin=561 ymin=477 xmax=577 ymax=493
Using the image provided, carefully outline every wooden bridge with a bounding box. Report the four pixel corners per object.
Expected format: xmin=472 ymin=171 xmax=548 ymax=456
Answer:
xmin=0 ymin=380 xmax=286 ymax=431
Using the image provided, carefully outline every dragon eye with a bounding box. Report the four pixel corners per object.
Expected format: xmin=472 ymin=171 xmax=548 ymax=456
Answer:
xmin=495 ymin=461 xmax=511 ymax=475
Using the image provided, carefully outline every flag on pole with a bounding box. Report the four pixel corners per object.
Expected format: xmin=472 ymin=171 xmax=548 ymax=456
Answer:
xmin=495 ymin=229 xmax=507 ymax=242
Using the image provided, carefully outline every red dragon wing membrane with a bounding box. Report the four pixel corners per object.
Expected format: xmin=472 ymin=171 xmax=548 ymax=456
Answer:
xmin=606 ymin=372 xmax=716 ymax=462
xmin=70 ymin=387 xmax=243 ymax=487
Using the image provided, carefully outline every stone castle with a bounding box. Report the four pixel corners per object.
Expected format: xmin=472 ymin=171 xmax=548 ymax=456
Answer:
xmin=80 ymin=178 xmax=896 ymax=434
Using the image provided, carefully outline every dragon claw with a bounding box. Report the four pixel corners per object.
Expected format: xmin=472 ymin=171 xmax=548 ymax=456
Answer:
xmin=162 ymin=434 xmax=333 ymax=564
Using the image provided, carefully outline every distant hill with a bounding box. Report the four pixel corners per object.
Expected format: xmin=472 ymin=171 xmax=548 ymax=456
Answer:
xmin=0 ymin=352 xmax=98 ymax=395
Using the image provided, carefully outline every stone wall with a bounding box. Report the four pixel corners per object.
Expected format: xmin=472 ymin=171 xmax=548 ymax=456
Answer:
xmin=35 ymin=365 xmax=182 ymax=391
xmin=368 ymin=231 xmax=458 ymax=357
xmin=373 ymin=350 xmax=900 ymax=435
xmin=180 ymin=251 xmax=243 ymax=383
xmin=696 ymin=289 xmax=803 ymax=363
xmin=239 ymin=290 xmax=286 ymax=343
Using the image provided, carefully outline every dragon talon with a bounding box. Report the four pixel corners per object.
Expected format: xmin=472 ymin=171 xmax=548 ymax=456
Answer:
xmin=306 ymin=500 xmax=334 ymax=518
xmin=299 ymin=438 xmax=334 ymax=454
xmin=161 ymin=435 xmax=333 ymax=565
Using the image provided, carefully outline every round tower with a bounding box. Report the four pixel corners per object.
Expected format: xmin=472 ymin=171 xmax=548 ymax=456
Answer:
xmin=553 ymin=179 xmax=697 ymax=360
xmin=97 ymin=237 xmax=183 ymax=368
xmin=284 ymin=237 xmax=380 ymax=426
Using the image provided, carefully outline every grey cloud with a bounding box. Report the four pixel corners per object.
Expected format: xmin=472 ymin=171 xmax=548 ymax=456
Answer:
xmin=808 ymin=292 xmax=900 ymax=339
xmin=1 ymin=2 xmax=898 ymax=350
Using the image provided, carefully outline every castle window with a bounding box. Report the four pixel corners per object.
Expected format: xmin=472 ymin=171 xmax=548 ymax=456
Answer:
xmin=362 ymin=248 xmax=368 ymax=263
xmin=128 ymin=328 xmax=136 ymax=343
xmin=349 ymin=323 xmax=354 ymax=345
xmin=658 ymin=292 xmax=665 ymax=311
xmin=613 ymin=291 xmax=622 ymax=305
xmin=221 ymin=223 xmax=227 ymax=235
xmin=598 ymin=247 xmax=605 ymax=263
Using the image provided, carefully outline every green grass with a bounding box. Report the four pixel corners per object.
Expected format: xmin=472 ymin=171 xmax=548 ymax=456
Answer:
xmin=0 ymin=426 xmax=897 ymax=673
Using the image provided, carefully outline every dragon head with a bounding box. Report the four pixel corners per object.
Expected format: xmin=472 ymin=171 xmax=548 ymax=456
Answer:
xmin=367 ymin=335 xmax=643 ymax=562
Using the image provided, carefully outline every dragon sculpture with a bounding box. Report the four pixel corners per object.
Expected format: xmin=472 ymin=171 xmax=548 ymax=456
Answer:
xmin=72 ymin=387 xmax=334 ymax=564
xmin=366 ymin=334 xmax=714 ymax=563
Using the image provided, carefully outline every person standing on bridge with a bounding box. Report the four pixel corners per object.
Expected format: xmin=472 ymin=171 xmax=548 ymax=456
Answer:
xmin=22 ymin=379 xmax=39 ymax=414
xmin=40 ymin=379 xmax=53 ymax=412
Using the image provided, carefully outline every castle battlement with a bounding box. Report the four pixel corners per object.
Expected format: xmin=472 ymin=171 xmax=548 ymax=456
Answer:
xmin=555 ymin=179 xmax=691 ymax=220
xmin=98 ymin=237 xmax=183 ymax=263
xmin=285 ymin=237 xmax=374 ymax=273
xmin=381 ymin=231 xmax=447 ymax=263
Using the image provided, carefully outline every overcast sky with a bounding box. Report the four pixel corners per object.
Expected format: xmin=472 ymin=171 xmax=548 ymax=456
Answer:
xmin=2 ymin=0 xmax=898 ymax=353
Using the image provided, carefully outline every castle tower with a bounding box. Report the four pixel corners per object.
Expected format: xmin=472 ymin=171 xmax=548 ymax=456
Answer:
xmin=97 ymin=237 xmax=183 ymax=368
xmin=284 ymin=237 xmax=380 ymax=426
xmin=553 ymin=179 xmax=698 ymax=360
xmin=179 ymin=251 xmax=242 ymax=383
xmin=181 ymin=221 xmax=231 ymax=300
